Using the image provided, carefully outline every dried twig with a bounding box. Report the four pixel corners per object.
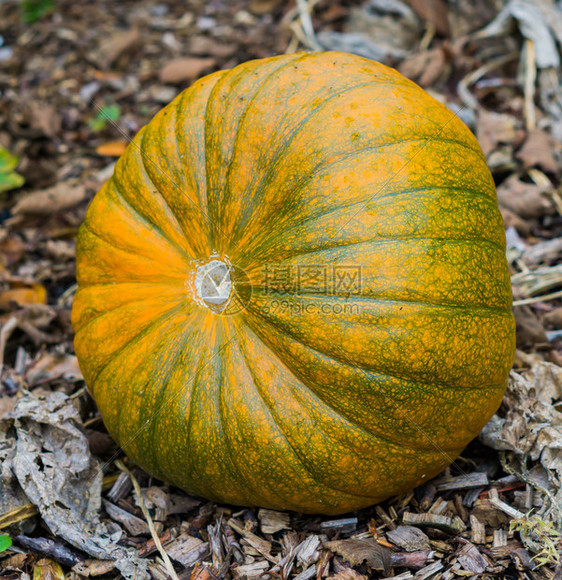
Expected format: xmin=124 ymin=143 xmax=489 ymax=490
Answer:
xmin=115 ymin=460 xmax=179 ymax=580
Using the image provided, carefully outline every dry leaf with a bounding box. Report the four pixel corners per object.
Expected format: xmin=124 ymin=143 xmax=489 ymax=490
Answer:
xmin=404 ymin=0 xmax=450 ymax=35
xmin=249 ymin=0 xmax=283 ymax=15
xmin=29 ymin=104 xmax=61 ymax=139
xmin=0 ymin=396 xmax=15 ymax=420
xmin=0 ymin=284 xmax=47 ymax=308
xmin=514 ymin=305 xmax=549 ymax=348
xmin=496 ymin=174 xmax=554 ymax=219
xmin=100 ymin=26 xmax=141 ymax=67
xmin=399 ymin=47 xmax=447 ymax=87
xmin=159 ymin=57 xmax=216 ymax=84
xmin=95 ymin=140 xmax=128 ymax=157
xmin=32 ymin=558 xmax=65 ymax=580
xmin=324 ymin=538 xmax=392 ymax=574
xmin=25 ymin=352 xmax=82 ymax=385
xmin=480 ymin=362 xmax=562 ymax=523
xmin=516 ymin=129 xmax=559 ymax=173
xmin=476 ymin=110 xmax=522 ymax=157
xmin=11 ymin=183 xmax=87 ymax=216
xmin=0 ymin=391 xmax=148 ymax=578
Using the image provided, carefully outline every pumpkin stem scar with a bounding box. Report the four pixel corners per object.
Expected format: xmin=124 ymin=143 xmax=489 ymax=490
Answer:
xmin=194 ymin=259 xmax=233 ymax=311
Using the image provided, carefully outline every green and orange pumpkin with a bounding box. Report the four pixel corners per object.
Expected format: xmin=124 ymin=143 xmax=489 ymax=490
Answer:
xmin=72 ymin=51 xmax=515 ymax=514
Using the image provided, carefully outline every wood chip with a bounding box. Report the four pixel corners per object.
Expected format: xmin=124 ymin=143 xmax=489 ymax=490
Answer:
xmin=11 ymin=183 xmax=87 ymax=216
xmin=413 ymin=560 xmax=444 ymax=580
xmin=493 ymin=528 xmax=508 ymax=548
xmin=165 ymin=533 xmax=208 ymax=567
xmin=436 ymin=472 xmax=489 ymax=491
xmin=320 ymin=517 xmax=358 ymax=534
xmin=296 ymin=534 xmax=322 ymax=568
xmin=258 ymin=508 xmax=291 ymax=534
xmin=231 ymin=560 xmax=270 ymax=579
xmin=102 ymin=499 xmax=149 ymax=536
xmin=387 ymin=526 xmax=430 ymax=552
xmin=227 ymin=518 xmax=278 ymax=563
xmin=457 ymin=542 xmax=488 ymax=574
xmin=469 ymin=515 xmax=486 ymax=544
xmin=294 ymin=565 xmax=317 ymax=580
xmin=402 ymin=512 xmax=465 ymax=534
xmin=106 ymin=471 xmax=132 ymax=503
xmin=159 ymin=57 xmax=216 ymax=84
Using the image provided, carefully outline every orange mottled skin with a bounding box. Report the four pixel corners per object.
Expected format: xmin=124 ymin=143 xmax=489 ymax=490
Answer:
xmin=72 ymin=52 xmax=515 ymax=514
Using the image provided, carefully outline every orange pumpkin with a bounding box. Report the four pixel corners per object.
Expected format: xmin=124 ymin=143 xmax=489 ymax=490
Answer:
xmin=72 ymin=52 xmax=515 ymax=514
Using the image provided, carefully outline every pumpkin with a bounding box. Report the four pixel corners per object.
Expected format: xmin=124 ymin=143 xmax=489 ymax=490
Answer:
xmin=72 ymin=51 xmax=515 ymax=515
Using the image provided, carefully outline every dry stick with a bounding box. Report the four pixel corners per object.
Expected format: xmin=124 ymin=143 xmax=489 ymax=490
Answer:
xmin=524 ymin=39 xmax=537 ymax=132
xmin=296 ymin=0 xmax=322 ymax=51
xmin=115 ymin=460 xmax=179 ymax=580
xmin=458 ymin=51 xmax=520 ymax=109
xmin=513 ymin=288 xmax=562 ymax=307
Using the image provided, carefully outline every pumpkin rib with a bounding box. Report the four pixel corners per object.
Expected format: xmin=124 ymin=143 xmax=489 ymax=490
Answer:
xmin=88 ymin=303 xmax=185 ymax=391
xmin=78 ymin=225 xmax=188 ymax=284
xmin=204 ymin=54 xmax=307 ymax=238
xmin=244 ymin=304 xmax=510 ymax=393
xmin=108 ymin=176 xmax=193 ymax=261
xmin=247 ymin=288 xmax=510 ymax=317
xmin=71 ymin=284 xmax=185 ymax=334
xmin=243 ymin=322 xmax=467 ymax=455
xmin=174 ymin=71 xmax=225 ymax=229
xmin=244 ymin=317 xmax=505 ymax=445
xmin=230 ymin=134 xmax=484 ymax=251
xmin=236 ymin=328 xmax=385 ymax=501
xmin=217 ymin=325 xmax=338 ymax=509
xmin=183 ymin=329 xmax=245 ymax=502
xmin=81 ymin=213 xmax=187 ymax=269
xmin=116 ymin=321 xmax=193 ymax=469
xmin=222 ymin=78 xmax=381 ymax=212
xmin=112 ymin=130 xmax=198 ymax=258
xmin=143 ymin=316 xmax=216 ymax=486
xmin=244 ymin=234 xmax=507 ymax=272
xmin=239 ymin=185 xmax=503 ymax=265
xmin=138 ymin=123 xmax=210 ymax=256
xmin=215 ymin=323 xmax=269 ymax=506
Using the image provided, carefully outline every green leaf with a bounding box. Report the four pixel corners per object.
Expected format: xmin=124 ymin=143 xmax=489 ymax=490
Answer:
xmin=88 ymin=104 xmax=122 ymax=133
xmin=0 ymin=145 xmax=25 ymax=193
xmin=0 ymin=534 xmax=12 ymax=552
xmin=21 ymin=0 xmax=55 ymax=23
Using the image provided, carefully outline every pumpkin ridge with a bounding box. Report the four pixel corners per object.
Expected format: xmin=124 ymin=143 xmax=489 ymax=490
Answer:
xmin=81 ymin=218 xmax=187 ymax=268
xmin=236 ymin=327 xmax=385 ymax=501
xmin=245 ymin=234 xmax=507 ymax=270
xmin=239 ymin=318 xmax=505 ymax=454
xmin=224 ymin=79 xmax=385 ymax=238
xmin=239 ymin=185 xmax=502 ymax=264
xmin=217 ymin=324 xmax=332 ymax=508
xmin=243 ymin=304 xmax=511 ymax=392
xmin=215 ymin=322 xmax=269 ymax=505
xmin=247 ymin=288 xmax=511 ymax=317
xmin=72 ymin=285 xmax=185 ymax=333
xmin=141 ymin=320 xmax=217 ymax=483
xmin=174 ymin=70 xmax=226 ymax=229
xmin=139 ymin=112 xmax=211 ymax=257
xmin=228 ymin=94 xmax=475 ymax=250
xmin=107 ymin=177 xmax=192 ymax=260
xmin=242 ymin=320 xmax=467 ymax=453
xmin=78 ymin=225 xmax=188 ymax=282
xmin=111 ymin=133 xmax=195 ymax=257
xmin=88 ymin=302 xmax=185 ymax=390
xmin=232 ymin=137 xmax=490 ymax=257
xmin=204 ymin=53 xmax=305 ymax=242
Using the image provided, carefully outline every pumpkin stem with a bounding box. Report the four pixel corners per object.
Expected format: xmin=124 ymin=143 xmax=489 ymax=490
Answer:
xmin=194 ymin=259 xmax=232 ymax=310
